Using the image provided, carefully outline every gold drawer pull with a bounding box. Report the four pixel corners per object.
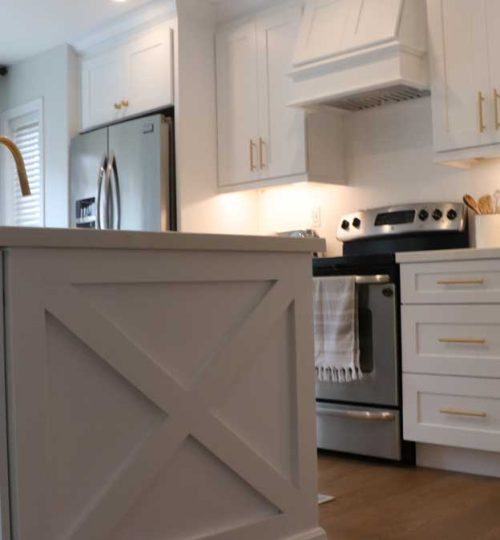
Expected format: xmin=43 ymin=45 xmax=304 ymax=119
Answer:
xmin=495 ymin=89 xmax=500 ymax=130
xmin=249 ymin=139 xmax=257 ymax=171
xmin=437 ymin=279 xmax=484 ymax=285
xmin=259 ymin=137 xmax=266 ymax=169
xmin=439 ymin=338 xmax=486 ymax=345
xmin=478 ymin=91 xmax=486 ymax=133
xmin=440 ymin=407 xmax=487 ymax=418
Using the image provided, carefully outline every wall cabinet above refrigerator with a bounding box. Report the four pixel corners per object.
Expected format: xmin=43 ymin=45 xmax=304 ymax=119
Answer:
xmin=215 ymin=3 xmax=345 ymax=192
xmin=79 ymin=19 xmax=175 ymax=131
xmin=428 ymin=0 xmax=500 ymax=166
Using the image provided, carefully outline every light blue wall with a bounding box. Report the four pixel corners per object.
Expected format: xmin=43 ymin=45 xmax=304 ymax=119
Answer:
xmin=0 ymin=44 xmax=79 ymax=227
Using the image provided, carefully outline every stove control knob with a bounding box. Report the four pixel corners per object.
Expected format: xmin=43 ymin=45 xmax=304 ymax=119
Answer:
xmin=352 ymin=217 xmax=361 ymax=229
xmin=418 ymin=209 xmax=429 ymax=221
xmin=447 ymin=209 xmax=458 ymax=220
xmin=341 ymin=220 xmax=350 ymax=231
xmin=432 ymin=208 xmax=443 ymax=221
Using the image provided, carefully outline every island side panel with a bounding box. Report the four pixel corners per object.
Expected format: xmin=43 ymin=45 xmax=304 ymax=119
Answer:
xmin=0 ymin=253 xmax=12 ymax=540
xmin=3 ymin=248 xmax=325 ymax=540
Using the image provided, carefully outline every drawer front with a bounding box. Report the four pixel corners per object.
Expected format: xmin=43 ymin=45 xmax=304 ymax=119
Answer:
xmin=402 ymin=305 xmax=500 ymax=378
xmin=403 ymin=374 xmax=500 ymax=452
xmin=401 ymin=259 xmax=500 ymax=304
xmin=317 ymin=402 xmax=401 ymax=460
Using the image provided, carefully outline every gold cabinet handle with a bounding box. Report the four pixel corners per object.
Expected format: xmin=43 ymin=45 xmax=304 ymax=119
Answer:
xmin=494 ymin=89 xmax=500 ymax=130
xmin=438 ymin=338 xmax=486 ymax=345
xmin=249 ymin=139 xmax=257 ymax=171
xmin=437 ymin=279 xmax=484 ymax=285
xmin=478 ymin=91 xmax=486 ymax=133
xmin=121 ymin=99 xmax=129 ymax=108
xmin=114 ymin=102 xmax=122 ymax=110
xmin=259 ymin=137 xmax=266 ymax=169
xmin=440 ymin=407 xmax=487 ymax=418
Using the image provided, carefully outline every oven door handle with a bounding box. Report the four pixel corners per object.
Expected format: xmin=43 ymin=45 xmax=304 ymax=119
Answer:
xmin=317 ymin=406 xmax=396 ymax=422
xmin=355 ymin=274 xmax=391 ymax=284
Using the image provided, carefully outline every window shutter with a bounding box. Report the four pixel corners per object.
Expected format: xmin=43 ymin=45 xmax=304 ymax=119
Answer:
xmin=8 ymin=112 xmax=43 ymax=227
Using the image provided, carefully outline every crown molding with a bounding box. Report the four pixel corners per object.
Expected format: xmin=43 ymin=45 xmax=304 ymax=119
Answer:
xmin=71 ymin=0 xmax=176 ymax=55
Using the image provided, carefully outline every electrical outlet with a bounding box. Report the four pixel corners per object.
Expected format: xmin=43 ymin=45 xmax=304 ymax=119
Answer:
xmin=311 ymin=206 xmax=322 ymax=228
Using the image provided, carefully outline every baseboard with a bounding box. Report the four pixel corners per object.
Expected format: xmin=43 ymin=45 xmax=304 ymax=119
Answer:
xmin=284 ymin=527 xmax=328 ymax=540
xmin=417 ymin=443 xmax=500 ymax=478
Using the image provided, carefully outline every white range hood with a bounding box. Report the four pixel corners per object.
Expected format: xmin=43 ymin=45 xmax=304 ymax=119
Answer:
xmin=289 ymin=0 xmax=429 ymax=111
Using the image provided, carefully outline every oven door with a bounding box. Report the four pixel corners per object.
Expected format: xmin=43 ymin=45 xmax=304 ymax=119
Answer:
xmin=316 ymin=279 xmax=399 ymax=407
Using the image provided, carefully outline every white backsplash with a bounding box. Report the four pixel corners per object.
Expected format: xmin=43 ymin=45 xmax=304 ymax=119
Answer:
xmin=258 ymin=96 xmax=500 ymax=255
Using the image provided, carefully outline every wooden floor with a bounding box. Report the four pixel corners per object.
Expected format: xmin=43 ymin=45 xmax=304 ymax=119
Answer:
xmin=318 ymin=452 xmax=500 ymax=540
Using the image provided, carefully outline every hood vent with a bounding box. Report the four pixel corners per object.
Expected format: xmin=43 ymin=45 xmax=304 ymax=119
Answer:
xmin=289 ymin=0 xmax=429 ymax=110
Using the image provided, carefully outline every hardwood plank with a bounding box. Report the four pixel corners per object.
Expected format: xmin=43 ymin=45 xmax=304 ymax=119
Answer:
xmin=318 ymin=452 xmax=500 ymax=539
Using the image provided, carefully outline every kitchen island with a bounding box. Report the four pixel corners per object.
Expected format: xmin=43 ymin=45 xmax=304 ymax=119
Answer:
xmin=0 ymin=228 xmax=326 ymax=540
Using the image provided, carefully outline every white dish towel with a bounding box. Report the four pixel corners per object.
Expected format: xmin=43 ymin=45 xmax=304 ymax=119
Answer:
xmin=313 ymin=276 xmax=361 ymax=383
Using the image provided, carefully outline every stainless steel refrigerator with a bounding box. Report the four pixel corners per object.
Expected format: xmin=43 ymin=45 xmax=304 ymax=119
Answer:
xmin=70 ymin=114 xmax=176 ymax=231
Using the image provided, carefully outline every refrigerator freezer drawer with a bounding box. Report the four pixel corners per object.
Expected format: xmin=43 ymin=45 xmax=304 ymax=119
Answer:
xmin=316 ymin=402 xmax=401 ymax=460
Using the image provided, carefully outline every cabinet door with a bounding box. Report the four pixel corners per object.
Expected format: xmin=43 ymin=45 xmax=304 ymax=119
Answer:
xmin=485 ymin=0 xmax=500 ymax=143
xmin=257 ymin=5 xmax=306 ymax=181
xmin=125 ymin=21 xmax=175 ymax=118
xmin=427 ymin=0 xmax=492 ymax=152
xmin=81 ymin=49 xmax=126 ymax=130
xmin=216 ymin=22 xmax=261 ymax=187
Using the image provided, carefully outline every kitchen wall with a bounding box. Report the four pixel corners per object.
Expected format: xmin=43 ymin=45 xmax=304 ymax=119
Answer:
xmin=258 ymin=97 xmax=500 ymax=255
xmin=0 ymin=44 xmax=79 ymax=228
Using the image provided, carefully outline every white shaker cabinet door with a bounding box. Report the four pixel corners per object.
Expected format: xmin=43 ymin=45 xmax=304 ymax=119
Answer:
xmin=81 ymin=49 xmax=126 ymax=130
xmin=257 ymin=5 xmax=307 ymax=182
xmin=216 ymin=22 xmax=261 ymax=187
xmin=427 ymin=0 xmax=492 ymax=152
xmin=485 ymin=0 xmax=500 ymax=144
xmin=125 ymin=21 xmax=175 ymax=118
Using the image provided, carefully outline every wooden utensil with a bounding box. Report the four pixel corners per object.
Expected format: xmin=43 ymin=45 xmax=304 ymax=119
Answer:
xmin=463 ymin=194 xmax=480 ymax=214
xmin=478 ymin=194 xmax=495 ymax=214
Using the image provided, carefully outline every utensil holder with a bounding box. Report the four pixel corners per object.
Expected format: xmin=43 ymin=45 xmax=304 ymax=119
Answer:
xmin=470 ymin=214 xmax=500 ymax=248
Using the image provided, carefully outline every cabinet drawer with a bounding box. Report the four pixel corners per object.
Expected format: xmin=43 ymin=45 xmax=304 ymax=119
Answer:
xmin=402 ymin=305 xmax=500 ymax=378
xmin=401 ymin=259 xmax=500 ymax=304
xmin=403 ymin=374 xmax=500 ymax=452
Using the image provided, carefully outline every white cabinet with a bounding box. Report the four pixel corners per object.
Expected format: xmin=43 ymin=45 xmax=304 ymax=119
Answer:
xmin=427 ymin=0 xmax=500 ymax=162
xmin=216 ymin=21 xmax=260 ymax=186
xmin=401 ymin=257 xmax=500 ymax=457
xmin=81 ymin=20 xmax=174 ymax=130
xmin=216 ymin=3 xmax=345 ymax=191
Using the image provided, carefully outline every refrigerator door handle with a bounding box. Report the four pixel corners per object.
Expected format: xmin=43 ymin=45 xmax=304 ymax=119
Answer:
xmin=107 ymin=154 xmax=121 ymax=230
xmin=96 ymin=155 xmax=108 ymax=230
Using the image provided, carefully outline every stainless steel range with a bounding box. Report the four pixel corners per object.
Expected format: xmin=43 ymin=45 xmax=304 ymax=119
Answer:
xmin=313 ymin=202 xmax=468 ymax=462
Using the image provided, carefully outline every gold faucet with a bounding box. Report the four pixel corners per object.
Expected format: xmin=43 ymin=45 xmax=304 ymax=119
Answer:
xmin=0 ymin=136 xmax=31 ymax=196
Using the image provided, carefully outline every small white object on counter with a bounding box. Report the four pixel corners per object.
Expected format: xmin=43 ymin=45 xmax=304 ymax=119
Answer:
xmin=470 ymin=214 xmax=500 ymax=248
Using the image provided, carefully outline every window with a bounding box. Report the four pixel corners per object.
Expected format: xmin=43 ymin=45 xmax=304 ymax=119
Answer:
xmin=0 ymin=99 xmax=44 ymax=227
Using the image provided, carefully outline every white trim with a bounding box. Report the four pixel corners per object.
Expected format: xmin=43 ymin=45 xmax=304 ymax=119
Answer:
xmin=72 ymin=0 xmax=177 ymax=57
xmin=0 ymin=98 xmax=45 ymax=227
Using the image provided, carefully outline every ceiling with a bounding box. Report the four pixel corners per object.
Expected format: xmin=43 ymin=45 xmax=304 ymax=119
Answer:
xmin=0 ymin=0 xmax=157 ymax=65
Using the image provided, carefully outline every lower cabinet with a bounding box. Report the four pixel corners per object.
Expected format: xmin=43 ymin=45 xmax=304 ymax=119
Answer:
xmin=401 ymin=258 xmax=500 ymax=459
xmin=404 ymin=374 xmax=500 ymax=452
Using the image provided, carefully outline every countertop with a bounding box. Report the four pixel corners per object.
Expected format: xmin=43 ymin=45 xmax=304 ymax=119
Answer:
xmin=396 ymin=246 xmax=500 ymax=263
xmin=0 ymin=226 xmax=325 ymax=253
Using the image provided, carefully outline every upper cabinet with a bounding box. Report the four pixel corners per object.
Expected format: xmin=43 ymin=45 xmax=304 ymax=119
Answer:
xmin=216 ymin=3 xmax=345 ymax=191
xmin=427 ymin=0 xmax=500 ymax=163
xmin=80 ymin=20 xmax=175 ymax=131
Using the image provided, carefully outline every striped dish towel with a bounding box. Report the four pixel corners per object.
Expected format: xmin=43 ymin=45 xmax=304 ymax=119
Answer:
xmin=313 ymin=276 xmax=361 ymax=383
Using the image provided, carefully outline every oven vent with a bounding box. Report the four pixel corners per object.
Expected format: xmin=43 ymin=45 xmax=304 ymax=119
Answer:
xmin=325 ymin=85 xmax=431 ymax=112
xmin=289 ymin=0 xmax=429 ymax=109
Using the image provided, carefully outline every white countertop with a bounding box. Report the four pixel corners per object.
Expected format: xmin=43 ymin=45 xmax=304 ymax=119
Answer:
xmin=0 ymin=226 xmax=325 ymax=253
xmin=397 ymin=246 xmax=500 ymax=263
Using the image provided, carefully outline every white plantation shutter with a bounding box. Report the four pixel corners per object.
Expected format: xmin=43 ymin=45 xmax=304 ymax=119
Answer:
xmin=1 ymin=99 xmax=44 ymax=227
